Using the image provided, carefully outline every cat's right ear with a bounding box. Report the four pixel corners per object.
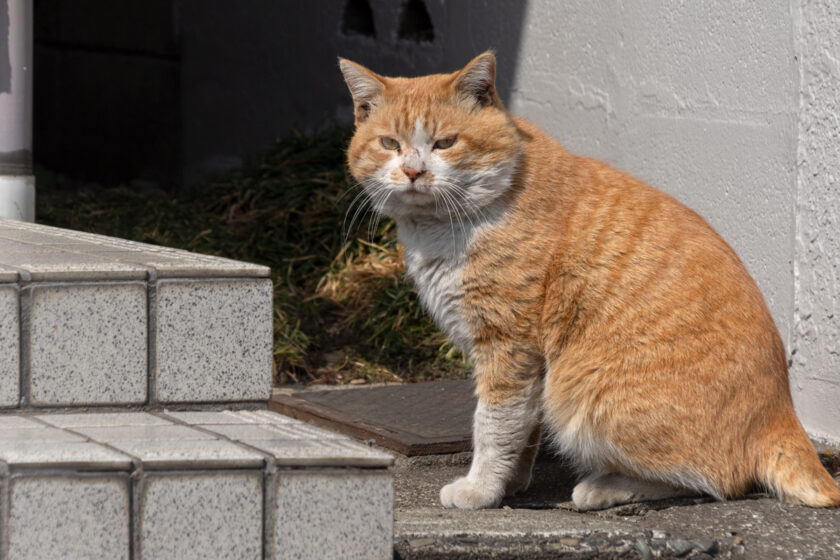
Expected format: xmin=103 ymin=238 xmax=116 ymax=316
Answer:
xmin=454 ymin=51 xmax=498 ymax=108
xmin=339 ymin=58 xmax=385 ymax=125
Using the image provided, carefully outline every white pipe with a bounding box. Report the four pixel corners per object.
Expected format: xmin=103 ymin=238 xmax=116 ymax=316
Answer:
xmin=0 ymin=0 xmax=34 ymax=222
xmin=0 ymin=175 xmax=34 ymax=220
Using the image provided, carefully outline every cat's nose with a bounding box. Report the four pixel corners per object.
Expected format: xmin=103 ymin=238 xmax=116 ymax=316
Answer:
xmin=403 ymin=166 xmax=425 ymax=182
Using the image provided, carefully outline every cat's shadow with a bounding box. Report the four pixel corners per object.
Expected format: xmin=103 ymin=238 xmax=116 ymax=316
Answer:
xmin=501 ymin=450 xmax=723 ymax=514
xmin=500 ymin=450 xmax=577 ymax=510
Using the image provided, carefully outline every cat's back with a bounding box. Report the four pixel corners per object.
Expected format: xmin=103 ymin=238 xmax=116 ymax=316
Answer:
xmin=473 ymin=117 xmax=785 ymax=374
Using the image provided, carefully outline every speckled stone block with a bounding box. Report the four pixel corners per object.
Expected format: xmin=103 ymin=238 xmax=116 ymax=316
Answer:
xmin=34 ymin=412 xmax=265 ymax=469
xmin=0 ymin=285 xmax=19 ymax=407
xmin=191 ymin=410 xmax=394 ymax=467
xmin=29 ymin=282 xmax=147 ymax=405
xmin=155 ymin=279 xmax=272 ymax=403
xmin=0 ymin=416 xmax=133 ymax=469
xmin=273 ymin=470 xmax=393 ymax=560
xmin=139 ymin=472 xmax=262 ymax=560
xmin=0 ymin=441 xmax=133 ymax=469
xmin=7 ymin=475 xmax=130 ymax=560
xmin=0 ymin=217 xmax=270 ymax=279
xmin=0 ymin=264 xmax=20 ymax=282
xmin=0 ymin=249 xmax=149 ymax=281
xmin=36 ymin=411 xmax=171 ymax=428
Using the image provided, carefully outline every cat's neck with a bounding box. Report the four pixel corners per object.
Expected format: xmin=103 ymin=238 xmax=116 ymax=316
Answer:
xmin=395 ymin=195 xmax=509 ymax=263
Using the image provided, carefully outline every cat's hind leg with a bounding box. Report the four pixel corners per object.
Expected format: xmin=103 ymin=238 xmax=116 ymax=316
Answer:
xmin=572 ymin=472 xmax=698 ymax=511
xmin=440 ymin=381 xmax=542 ymax=509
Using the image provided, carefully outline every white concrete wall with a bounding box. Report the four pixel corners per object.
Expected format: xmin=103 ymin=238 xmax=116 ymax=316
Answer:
xmin=792 ymin=0 xmax=840 ymax=443
xmin=508 ymin=1 xmax=799 ymax=349
xmin=506 ymin=0 xmax=838 ymax=442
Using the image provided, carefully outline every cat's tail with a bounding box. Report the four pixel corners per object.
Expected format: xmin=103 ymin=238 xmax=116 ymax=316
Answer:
xmin=757 ymin=423 xmax=840 ymax=507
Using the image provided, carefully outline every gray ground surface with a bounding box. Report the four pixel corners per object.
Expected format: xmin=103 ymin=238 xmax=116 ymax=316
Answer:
xmin=392 ymin=451 xmax=840 ymax=560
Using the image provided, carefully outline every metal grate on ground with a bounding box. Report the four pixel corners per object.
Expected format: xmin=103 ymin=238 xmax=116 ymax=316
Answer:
xmin=269 ymin=379 xmax=476 ymax=456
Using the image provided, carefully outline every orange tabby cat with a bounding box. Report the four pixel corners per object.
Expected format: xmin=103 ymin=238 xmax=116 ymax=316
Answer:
xmin=339 ymin=52 xmax=840 ymax=510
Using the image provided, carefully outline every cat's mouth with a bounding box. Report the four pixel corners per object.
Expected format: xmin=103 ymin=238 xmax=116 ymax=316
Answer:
xmin=394 ymin=184 xmax=434 ymax=204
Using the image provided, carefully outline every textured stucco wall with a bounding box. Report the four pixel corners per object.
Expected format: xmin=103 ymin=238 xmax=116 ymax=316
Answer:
xmin=507 ymin=1 xmax=799 ymax=353
xmin=791 ymin=0 xmax=840 ymax=442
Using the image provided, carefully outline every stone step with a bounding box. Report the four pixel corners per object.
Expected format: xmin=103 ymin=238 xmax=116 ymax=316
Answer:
xmin=0 ymin=217 xmax=274 ymax=409
xmin=0 ymin=409 xmax=394 ymax=559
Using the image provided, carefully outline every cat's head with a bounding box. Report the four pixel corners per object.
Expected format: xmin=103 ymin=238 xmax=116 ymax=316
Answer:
xmin=339 ymin=52 xmax=521 ymax=221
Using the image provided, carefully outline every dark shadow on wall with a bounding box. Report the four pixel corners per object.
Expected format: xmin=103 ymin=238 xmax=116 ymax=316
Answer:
xmin=1 ymin=0 xmax=11 ymax=93
xmin=32 ymin=0 xmax=529 ymax=188
xmin=180 ymin=0 xmax=529 ymax=186
xmin=32 ymin=0 xmax=181 ymax=188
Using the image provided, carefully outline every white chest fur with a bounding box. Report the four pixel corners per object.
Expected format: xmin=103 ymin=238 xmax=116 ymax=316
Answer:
xmin=398 ymin=220 xmax=474 ymax=353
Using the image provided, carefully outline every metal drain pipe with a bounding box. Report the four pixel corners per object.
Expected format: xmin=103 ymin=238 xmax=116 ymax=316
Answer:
xmin=0 ymin=0 xmax=34 ymax=222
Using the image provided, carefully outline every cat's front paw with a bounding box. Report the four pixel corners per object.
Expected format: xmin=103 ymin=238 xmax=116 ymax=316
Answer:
xmin=440 ymin=476 xmax=502 ymax=509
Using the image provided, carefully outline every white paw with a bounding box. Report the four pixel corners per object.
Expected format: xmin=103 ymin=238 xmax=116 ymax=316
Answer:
xmin=440 ymin=476 xmax=503 ymax=509
xmin=572 ymin=478 xmax=633 ymax=511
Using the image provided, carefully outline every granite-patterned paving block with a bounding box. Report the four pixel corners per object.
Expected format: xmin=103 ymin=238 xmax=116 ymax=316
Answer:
xmin=29 ymin=282 xmax=147 ymax=405
xmin=240 ymin=409 xmax=302 ymax=423
xmin=8 ymin=475 xmax=130 ymax=560
xmin=0 ymin=264 xmax=19 ymax=282
xmin=194 ymin=410 xmax=394 ymax=467
xmin=108 ymin=439 xmax=265 ymax=469
xmin=72 ymin=424 xmax=216 ymax=442
xmin=168 ymin=409 xmax=299 ymax=425
xmin=0 ymin=416 xmax=42 ymax=429
xmin=251 ymin=438 xmax=394 ymax=467
xmin=203 ymin=422 xmax=345 ymax=442
xmin=36 ymin=411 xmax=171 ymax=428
xmin=155 ymin=279 xmax=272 ymax=403
xmin=0 ymin=285 xmax=19 ymax=406
xmin=139 ymin=472 xmax=262 ymax=560
xmin=1 ymin=251 xmax=148 ymax=281
xmin=91 ymin=250 xmax=271 ymax=278
xmin=273 ymin=470 xmax=393 ymax=560
xmin=0 ymin=441 xmax=132 ymax=469
xmin=34 ymin=413 xmax=265 ymax=468
xmin=161 ymin=410 xmax=264 ymax=425
xmin=0 ymin=426 xmax=85 ymax=443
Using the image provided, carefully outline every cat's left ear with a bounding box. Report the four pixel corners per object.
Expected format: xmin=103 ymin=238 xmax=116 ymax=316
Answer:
xmin=339 ymin=58 xmax=386 ymax=125
xmin=454 ymin=51 xmax=498 ymax=108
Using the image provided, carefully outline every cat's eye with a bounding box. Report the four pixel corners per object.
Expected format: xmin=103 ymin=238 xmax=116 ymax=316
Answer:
xmin=380 ymin=137 xmax=400 ymax=150
xmin=433 ymin=137 xmax=457 ymax=150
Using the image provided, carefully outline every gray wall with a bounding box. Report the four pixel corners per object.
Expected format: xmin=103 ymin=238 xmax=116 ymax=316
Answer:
xmin=1 ymin=0 xmax=10 ymax=93
xmin=33 ymin=0 xmax=180 ymax=186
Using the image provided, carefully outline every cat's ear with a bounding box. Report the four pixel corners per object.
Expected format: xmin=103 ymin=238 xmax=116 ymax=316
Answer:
xmin=454 ymin=51 xmax=498 ymax=108
xmin=339 ymin=58 xmax=386 ymax=125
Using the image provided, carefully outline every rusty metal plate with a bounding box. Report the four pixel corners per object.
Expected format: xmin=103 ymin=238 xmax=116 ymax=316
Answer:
xmin=269 ymin=380 xmax=476 ymax=456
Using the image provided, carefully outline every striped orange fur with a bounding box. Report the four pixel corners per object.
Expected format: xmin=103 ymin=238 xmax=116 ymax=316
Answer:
xmin=340 ymin=52 xmax=840 ymax=510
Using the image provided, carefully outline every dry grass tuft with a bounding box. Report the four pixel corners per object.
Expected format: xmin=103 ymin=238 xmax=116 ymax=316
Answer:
xmin=317 ymin=238 xmax=405 ymax=328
